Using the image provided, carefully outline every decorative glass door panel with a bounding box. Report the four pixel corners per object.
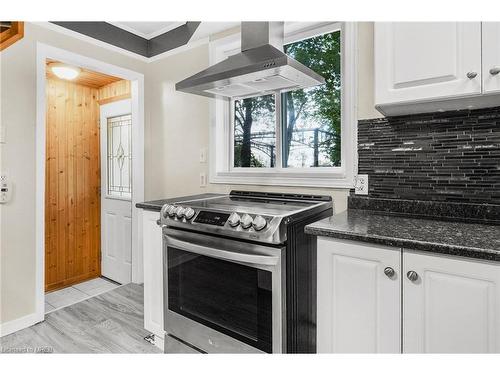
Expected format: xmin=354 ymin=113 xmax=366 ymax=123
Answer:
xmin=107 ymin=114 xmax=132 ymax=199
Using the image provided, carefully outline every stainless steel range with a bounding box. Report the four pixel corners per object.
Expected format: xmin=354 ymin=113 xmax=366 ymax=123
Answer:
xmin=158 ymin=191 xmax=333 ymax=353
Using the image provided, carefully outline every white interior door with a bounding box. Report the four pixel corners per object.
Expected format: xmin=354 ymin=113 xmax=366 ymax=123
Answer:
xmin=100 ymin=99 xmax=133 ymax=284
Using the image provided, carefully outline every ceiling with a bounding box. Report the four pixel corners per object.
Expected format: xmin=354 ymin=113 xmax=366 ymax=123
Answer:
xmin=110 ymin=21 xmax=240 ymax=43
xmin=109 ymin=22 xmax=186 ymax=39
xmin=51 ymin=22 xmax=241 ymax=59
xmin=190 ymin=22 xmax=239 ymax=42
xmin=46 ymin=59 xmax=123 ymax=88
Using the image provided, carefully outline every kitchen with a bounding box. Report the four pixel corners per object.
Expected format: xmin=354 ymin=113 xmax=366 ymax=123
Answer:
xmin=1 ymin=1 xmax=500 ymax=372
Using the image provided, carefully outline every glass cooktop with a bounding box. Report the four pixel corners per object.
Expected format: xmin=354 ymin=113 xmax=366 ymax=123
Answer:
xmin=177 ymin=196 xmax=317 ymax=216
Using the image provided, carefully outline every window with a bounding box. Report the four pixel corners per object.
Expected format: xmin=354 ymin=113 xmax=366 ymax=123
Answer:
xmin=282 ymin=31 xmax=341 ymax=168
xmin=233 ymin=31 xmax=341 ymax=169
xmin=107 ymin=114 xmax=132 ymax=199
xmin=234 ymin=94 xmax=276 ymax=167
xmin=211 ymin=23 xmax=357 ymax=188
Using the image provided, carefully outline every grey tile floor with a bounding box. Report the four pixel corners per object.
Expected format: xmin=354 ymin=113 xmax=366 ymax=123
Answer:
xmin=0 ymin=284 xmax=161 ymax=353
xmin=45 ymin=277 xmax=119 ymax=313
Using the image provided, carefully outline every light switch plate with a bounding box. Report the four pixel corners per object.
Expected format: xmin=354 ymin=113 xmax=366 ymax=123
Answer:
xmin=199 ymin=172 xmax=207 ymax=187
xmin=0 ymin=124 xmax=6 ymax=144
xmin=199 ymin=148 xmax=207 ymax=163
xmin=354 ymin=174 xmax=369 ymax=195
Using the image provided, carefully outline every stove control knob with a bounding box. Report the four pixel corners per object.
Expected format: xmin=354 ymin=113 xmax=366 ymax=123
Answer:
xmin=228 ymin=212 xmax=241 ymax=227
xmin=240 ymin=214 xmax=253 ymax=229
xmin=175 ymin=206 xmax=186 ymax=219
xmin=167 ymin=205 xmax=177 ymax=217
xmin=252 ymin=215 xmax=267 ymax=231
xmin=184 ymin=207 xmax=195 ymax=220
xmin=162 ymin=205 xmax=172 ymax=218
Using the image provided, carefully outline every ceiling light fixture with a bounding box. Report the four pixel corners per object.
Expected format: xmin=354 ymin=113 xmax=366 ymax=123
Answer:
xmin=49 ymin=62 xmax=81 ymax=80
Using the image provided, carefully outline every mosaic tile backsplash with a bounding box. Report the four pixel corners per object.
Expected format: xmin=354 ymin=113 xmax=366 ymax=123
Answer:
xmin=357 ymin=107 xmax=500 ymax=204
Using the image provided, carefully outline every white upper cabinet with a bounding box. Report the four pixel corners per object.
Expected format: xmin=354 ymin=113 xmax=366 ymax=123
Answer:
xmin=317 ymin=238 xmax=401 ymax=353
xmin=482 ymin=22 xmax=500 ymax=94
xmin=375 ymin=22 xmax=500 ymax=116
xmin=403 ymin=251 xmax=500 ymax=353
xmin=376 ymin=22 xmax=481 ymax=103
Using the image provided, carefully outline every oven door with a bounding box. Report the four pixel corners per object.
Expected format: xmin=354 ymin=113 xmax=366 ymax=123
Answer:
xmin=163 ymin=227 xmax=285 ymax=353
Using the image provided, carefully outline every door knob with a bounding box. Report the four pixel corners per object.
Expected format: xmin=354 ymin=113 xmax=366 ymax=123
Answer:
xmin=466 ymin=71 xmax=478 ymax=79
xmin=490 ymin=67 xmax=500 ymax=76
xmin=407 ymin=270 xmax=419 ymax=282
xmin=384 ymin=267 xmax=395 ymax=278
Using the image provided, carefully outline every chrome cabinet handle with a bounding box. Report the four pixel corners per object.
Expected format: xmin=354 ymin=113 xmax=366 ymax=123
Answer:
xmin=490 ymin=67 xmax=500 ymax=76
xmin=466 ymin=71 xmax=478 ymax=79
xmin=384 ymin=267 xmax=395 ymax=278
xmin=407 ymin=271 xmax=419 ymax=282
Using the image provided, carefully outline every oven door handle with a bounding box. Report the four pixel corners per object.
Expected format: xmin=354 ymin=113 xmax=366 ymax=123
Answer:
xmin=165 ymin=236 xmax=281 ymax=266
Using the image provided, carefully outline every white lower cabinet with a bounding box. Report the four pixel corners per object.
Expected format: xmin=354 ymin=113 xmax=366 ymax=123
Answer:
xmin=317 ymin=237 xmax=500 ymax=353
xmin=403 ymin=250 xmax=500 ymax=353
xmin=141 ymin=210 xmax=164 ymax=346
xmin=317 ymin=238 xmax=401 ymax=353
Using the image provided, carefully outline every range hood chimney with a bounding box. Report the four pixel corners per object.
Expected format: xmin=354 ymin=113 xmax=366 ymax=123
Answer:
xmin=175 ymin=22 xmax=325 ymax=99
xmin=240 ymin=21 xmax=283 ymax=52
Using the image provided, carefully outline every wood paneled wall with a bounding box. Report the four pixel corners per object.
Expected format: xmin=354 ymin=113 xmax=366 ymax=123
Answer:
xmin=45 ymin=78 xmax=101 ymax=291
xmin=98 ymin=80 xmax=131 ymax=105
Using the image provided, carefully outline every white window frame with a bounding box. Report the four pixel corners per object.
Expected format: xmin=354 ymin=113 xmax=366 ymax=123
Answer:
xmin=209 ymin=22 xmax=358 ymax=188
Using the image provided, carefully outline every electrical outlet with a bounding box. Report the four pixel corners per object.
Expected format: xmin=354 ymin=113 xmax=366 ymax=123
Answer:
xmin=354 ymin=174 xmax=369 ymax=195
xmin=199 ymin=172 xmax=207 ymax=188
xmin=0 ymin=172 xmax=12 ymax=203
xmin=199 ymin=147 xmax=207 ymax=163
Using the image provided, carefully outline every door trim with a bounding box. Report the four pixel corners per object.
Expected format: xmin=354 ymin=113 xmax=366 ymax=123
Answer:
xmin=35 ymin=43 xmax=145 ymax=325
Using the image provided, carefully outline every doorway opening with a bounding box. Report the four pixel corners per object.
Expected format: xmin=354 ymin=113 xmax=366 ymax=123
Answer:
xmin=36 ymin=44 xmax=144 ymax=326
xmin=43 ymin=58 xmax=134 ymax=312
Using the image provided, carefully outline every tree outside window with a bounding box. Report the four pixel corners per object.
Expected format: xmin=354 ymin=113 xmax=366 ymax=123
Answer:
xmin=233 ymin=30 xmax=341 ymax=169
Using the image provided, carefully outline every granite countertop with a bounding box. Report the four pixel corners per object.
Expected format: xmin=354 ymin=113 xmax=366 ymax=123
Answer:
xmin=136 ymin=193 xmax=224 ymax=211
xmin=305 ymin=209 xmax=500 ymax=262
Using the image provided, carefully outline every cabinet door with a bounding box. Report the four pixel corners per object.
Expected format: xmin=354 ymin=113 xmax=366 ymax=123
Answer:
xmin=142 ymin=210 xmax=164 ymax=338
xmin=317 ymin=238 xmax=401 ymax=353
xmin=375 ymin=22 xmax=482 ymax=105
xmin=482 ymin=22 xmax=500 ymax=94
xmin=403 ymin=251 xmax=500 ymax=353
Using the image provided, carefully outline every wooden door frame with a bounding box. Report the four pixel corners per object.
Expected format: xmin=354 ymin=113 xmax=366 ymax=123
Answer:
xmin=35 ymin=43 xmax=145 ymax=323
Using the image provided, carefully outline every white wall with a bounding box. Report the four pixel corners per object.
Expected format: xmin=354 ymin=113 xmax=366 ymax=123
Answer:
xmin=0 ymin=23 xmax=148 ymax=325
xmin=357 ymin=22 xmax=379 ymax=120
xmin=146 ymin=45 xmax=211 ymax=200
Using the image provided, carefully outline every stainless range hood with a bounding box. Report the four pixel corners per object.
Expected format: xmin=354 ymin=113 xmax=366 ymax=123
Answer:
xmin=175 ymin=22 xmax=325 ymax=99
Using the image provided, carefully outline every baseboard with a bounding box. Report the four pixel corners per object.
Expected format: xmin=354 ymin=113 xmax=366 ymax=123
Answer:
xmin=0 ymin=312 xmax=41 ymax=337
xmin=154 ymin=335 xmax=164 ymax=351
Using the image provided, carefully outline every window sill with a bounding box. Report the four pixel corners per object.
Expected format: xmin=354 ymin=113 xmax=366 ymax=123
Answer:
xmin=210 ymin=170 xmax=355 ymax=189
